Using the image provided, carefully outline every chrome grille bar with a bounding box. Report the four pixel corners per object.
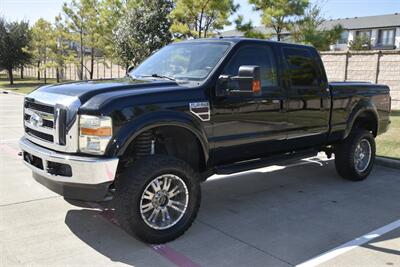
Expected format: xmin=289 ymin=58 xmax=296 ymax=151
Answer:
xmin=22 ymin=92 xmax=81 ymax=153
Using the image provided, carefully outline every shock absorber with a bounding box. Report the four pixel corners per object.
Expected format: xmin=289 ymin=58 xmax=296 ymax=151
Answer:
xmin=133 ymin=131 xmax=154 ymax=159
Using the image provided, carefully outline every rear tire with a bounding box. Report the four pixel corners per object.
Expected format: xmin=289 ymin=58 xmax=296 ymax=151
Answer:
xmin=334 ymin=129 xmax=376 ymax=181
xmin=114 ymin=155 xmax=201 ymax=243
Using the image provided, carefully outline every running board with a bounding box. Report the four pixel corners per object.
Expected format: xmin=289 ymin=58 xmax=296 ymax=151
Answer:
xmin=215 ymin=149 xmax=318 ymax=175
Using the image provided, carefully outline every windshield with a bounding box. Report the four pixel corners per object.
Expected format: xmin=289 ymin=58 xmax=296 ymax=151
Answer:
xmin=129 ymin=42 xmax=231 ymax=82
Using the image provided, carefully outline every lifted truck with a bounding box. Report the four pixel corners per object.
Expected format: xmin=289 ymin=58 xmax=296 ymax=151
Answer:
xmin=20 ymin=38 xmax=391 ymax=243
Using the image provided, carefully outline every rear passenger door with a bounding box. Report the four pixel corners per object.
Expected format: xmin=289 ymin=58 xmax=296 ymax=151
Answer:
xmin=282 ymin=46 xmax=330 ymax=149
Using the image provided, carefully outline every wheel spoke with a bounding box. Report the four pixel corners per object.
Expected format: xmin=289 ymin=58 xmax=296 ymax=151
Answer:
xmin=148 ymin=208 xmax=160 ymax=222
xmin=143 ymin=190 xmax=154 ymax=200
xmin=163 ymin=176 xmax=172 ymax=191
xmin=151 ymin=179 xmax=162 ymax=192
xmin=161 ymin=208 xmax=170 ymax=222
xmin=141 ymin=202 xmax=154 ymax=213
xmin=168 ymin=186 xmax=181 ymax=198
xmin=168 ymin=200 xmax=184 ymax=213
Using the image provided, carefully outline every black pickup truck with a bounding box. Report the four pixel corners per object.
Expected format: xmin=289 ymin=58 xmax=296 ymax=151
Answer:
xmin=20 ymin=38 xmax=391 ymax=243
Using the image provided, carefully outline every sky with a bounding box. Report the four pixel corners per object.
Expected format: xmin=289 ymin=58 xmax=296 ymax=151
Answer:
xmin=0 ymin=0 xmax=399 ymax=30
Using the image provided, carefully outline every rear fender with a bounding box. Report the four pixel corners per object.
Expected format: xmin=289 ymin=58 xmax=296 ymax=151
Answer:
xmin=344 ymin=99 xmax=379 ymax=139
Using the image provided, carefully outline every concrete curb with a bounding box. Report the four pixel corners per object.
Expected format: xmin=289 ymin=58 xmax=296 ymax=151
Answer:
xmin=376 ymin=156 xmax=400 ymax=170
xmin=1 ymin=89 xmax=26 ymax=96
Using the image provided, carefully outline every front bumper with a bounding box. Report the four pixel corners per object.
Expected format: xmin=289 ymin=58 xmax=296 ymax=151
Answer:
xmin=19 ymin=137 xmax=119 ymax=201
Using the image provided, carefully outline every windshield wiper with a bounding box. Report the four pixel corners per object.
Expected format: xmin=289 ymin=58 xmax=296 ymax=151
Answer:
xmin=140 ymin=74 xmax=176 ymax=81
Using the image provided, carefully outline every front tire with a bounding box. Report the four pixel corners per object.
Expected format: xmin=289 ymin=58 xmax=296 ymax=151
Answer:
xmin=114 ymin=155 xmax=201 ymax=243
xmin=334 ymin=129 xmax=376 ymax=181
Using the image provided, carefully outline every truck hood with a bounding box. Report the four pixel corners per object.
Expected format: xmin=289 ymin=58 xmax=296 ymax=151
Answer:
xmin=31 ymin=77 xmax=181 ymax=104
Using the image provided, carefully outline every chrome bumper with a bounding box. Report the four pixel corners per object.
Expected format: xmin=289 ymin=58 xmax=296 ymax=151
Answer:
xmin=19 ymin=137 xmax=119 ymax=201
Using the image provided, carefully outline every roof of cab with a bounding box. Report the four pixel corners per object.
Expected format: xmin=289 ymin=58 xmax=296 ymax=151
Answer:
xmin=179 ymin=36 xmax=316 ymax=50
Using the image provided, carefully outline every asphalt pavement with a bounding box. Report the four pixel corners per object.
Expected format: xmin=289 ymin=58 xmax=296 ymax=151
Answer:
xmin=1 ymin=92 xmax=399 ymax=267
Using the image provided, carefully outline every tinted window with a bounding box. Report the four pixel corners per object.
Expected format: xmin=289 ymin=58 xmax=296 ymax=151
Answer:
xmin=283 ymin=47 xmax=319 ymax=87
xmin=130 ymin=42 xmax=231 ymax=82
xmin=222 ymin=45 xmax=278 ymax=89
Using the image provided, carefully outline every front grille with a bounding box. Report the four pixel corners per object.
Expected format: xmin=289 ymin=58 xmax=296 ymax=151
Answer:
xmin=24 ymin=99 xmax=57 ymax=145
xmin=25 ymin=101 xmax=54 ymax=114
xmin=24 ymin=114 xmax=54 ymax=128
xmin=26 ymin=127 xmax=54 ymax=142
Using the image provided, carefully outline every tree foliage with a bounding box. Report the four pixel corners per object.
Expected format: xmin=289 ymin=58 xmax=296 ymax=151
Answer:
xmin=31 ymin=18 xmax=55 ymax=83
xmin=234 ymin=15 xmax=269 ymax=39
xmin=249 ymin=0 xmax=309 ymax=41
xmin=0 ymin=17 xmax=32 ymax=85
xmin=63 ymin=0 xmax=102 ymax=80
xmin=171 ymin=0 xmax=237 ymax=39
xmin=349 ymin=35 xmax=372 ymax=50
xmin=52 ymin=15 xmax=75 ymax=82
xmin=290 ymin=3 xmax=343 ymax=51
xmin=98 ymin=0 xmax=127 ymax=59
xmin=113 ymin=0 xmax=173 ymax=69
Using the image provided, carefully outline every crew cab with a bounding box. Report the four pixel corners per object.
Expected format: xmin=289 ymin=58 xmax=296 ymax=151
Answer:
xmin=20 ymin=38 xmax=391 ymax=243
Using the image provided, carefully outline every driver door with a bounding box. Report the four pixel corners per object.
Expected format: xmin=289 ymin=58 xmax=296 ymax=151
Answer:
xmin=210 ymin=44 xmax=287 ymax=165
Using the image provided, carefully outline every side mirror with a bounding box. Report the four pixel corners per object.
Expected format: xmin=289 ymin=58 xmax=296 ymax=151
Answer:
xmin=216 ymin=65 xmax=261 ymax=97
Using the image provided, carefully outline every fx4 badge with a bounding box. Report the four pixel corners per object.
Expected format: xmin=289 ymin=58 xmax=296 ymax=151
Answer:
xmin=189 ymin=102 xmax=210 ymax=121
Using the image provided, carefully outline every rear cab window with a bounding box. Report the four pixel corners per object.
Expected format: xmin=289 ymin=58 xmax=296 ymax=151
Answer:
xmin=283 ymin=47 xmax=321 ymax=88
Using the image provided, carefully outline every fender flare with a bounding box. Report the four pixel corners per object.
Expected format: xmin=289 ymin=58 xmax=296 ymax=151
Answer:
xmin=344 ymin=99 xmax=379 ymax=139
xmin=108 ymin=110 xmax=209 ymax=163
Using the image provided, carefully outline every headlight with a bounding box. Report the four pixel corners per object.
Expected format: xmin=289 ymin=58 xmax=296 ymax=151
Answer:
xmin=79 ymin=115 xmax=112 ymax=155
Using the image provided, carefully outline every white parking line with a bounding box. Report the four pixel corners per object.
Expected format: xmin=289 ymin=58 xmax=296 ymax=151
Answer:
xmin=296 ymin=219 xmax=400 ymax=267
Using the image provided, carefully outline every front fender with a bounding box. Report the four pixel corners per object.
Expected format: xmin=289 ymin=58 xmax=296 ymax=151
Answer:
xmin=344 ymin=99 xmax=379 ymax=139
xmin=107 ymin=110 xmax=209 ymax=162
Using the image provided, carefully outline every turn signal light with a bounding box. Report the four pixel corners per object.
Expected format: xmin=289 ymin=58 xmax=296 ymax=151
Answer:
xmin=80 ymin=127 xmax=112 ymax=136
xmin=252 ymin=80 xmax=261 ymax=93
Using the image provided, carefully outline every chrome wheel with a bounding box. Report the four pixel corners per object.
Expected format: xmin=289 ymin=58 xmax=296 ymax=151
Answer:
xmin=354 ymin=138 xmax=372 ymax=173
xmin=140 ymin=174 xmax=189 ymax=230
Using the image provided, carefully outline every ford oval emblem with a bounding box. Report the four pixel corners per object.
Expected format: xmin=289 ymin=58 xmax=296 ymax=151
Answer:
xmin=30 ymin=112 xmax=43 ymax=127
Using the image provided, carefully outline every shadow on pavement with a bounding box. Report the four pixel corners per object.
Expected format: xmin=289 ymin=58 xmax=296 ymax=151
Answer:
xmin=64 ymin=157 xmax=400 ymax=266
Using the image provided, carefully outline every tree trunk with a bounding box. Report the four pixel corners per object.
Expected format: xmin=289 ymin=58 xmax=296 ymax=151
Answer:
xmin=56 ymin=67 xmax=60 ymax=83
xmin=37 ymin=61 xmax=41 ymax=80
xmin=90 ymin=47 xmax=94 ymax=80
xmin=80 ymin=30 xmax=84 ymax=80
xmin=20 ymin=66 xmax=24 ymax=79
xmin=7 ymin=68 xmax=14 ymax=85
xmin=44 ymin=68 xmax=47 ymax=84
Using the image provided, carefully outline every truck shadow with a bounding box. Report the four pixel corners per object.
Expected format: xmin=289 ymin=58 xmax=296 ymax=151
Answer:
xmin=64 ymin=158 xmax=400 ymax=266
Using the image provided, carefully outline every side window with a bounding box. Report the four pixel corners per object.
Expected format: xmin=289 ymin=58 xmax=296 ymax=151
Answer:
xmin=222 ymin=45 xmax=278 ymax=90
xmin=283 ymin=47 xmax=319 ymax=87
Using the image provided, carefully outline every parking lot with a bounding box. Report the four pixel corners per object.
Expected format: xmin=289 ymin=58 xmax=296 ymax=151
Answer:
xmin=1 ymin=92 xmax=399 ymax=267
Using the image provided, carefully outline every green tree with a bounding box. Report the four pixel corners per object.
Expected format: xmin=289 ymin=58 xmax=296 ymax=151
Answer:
xmin=114 ymin=0 xmax=173 ymax=69
xmin=349 ymin=35 xmax=372 ymax=50
xmin=63 ymin=0 xmax=101 ymax=80
xmin=98 ymin=0 xmax=127 ymax=60
xmin=249 ymin=0 xmax=309 ymax=41
xmin=171 ymin=0 xmax=238 ymax=39
xmin=0 ymin=17 xmax=32 ymax=85
xmin=31 ymin=18 xmax=55 ymax=83
xmin=290 ymin=3 xmax=343 ymax=50
xmin=51 ymin=15 xmax=75 ymax=82
xmin=234 ymin=15 xmax=269 ymax=39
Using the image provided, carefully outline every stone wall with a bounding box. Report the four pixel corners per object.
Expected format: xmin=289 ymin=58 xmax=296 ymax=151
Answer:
xmin=320 ymin=50 xmax=400 ymax=109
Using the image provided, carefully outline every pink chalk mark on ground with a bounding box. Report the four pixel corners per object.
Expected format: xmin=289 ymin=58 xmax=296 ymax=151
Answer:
xmin=87 ymin=202 xmax=200 ymax=267
xmin=0 ymin=144 xmax=20 ymax=158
